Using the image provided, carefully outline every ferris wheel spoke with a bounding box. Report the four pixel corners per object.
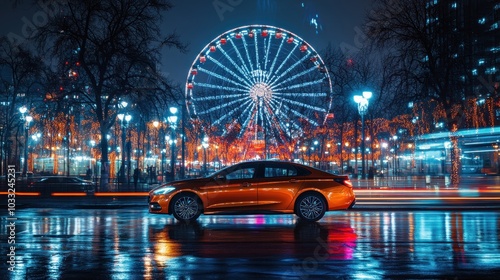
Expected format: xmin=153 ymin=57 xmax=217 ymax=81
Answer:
xmin=267 ymin=101 xmax=296 ymax=137
xmin=194 ymin=82 xmax=248 ymax=94
xmin=274 ymin=77 xmax=328 ymax=92
xmin=207 ymin=55 xmax=253 ymax=88
xmin=263 ymin=34 xmax=273 ymax=74
xmin=274 ymin=100 xmax=324 ymax=125
xmin=269 ymin=53 xmax=315 ymax=86
xmin=228 ymin=38 xmax=253 ymax=79
xmin=213 ymin=98 xmax=254 ymax=126
xmin=277 ymin=97 xmax=327 ymax=113
xmin=254 ymin=31 xmax=261 ymax=76
xmin=238 ymin=102 xmax=258 ymax=138
xmin=241 ymin=36 xmax=257 ymax=83
xmin=265 ymin=37 xmax=285 ymax=84
xmin=274 ymin=92 xmax=327 ymax=98
xmin=271 ymin=66 xmax=317 ymax=90
xmin=264 ymin=104 xmax=291 ymax=143
xmin=273 ymin=104 xmax=303 ymax=135
xmin=211 ymin=44 xmax=252 ymax=87
xmin=284 ymin=105 xmax=321 ymax=127
xmin=193 ymin=91 xmax=248 ymax=102
xmin=197 ymin=97 xmax=251 ymax=116
xmin=217 ymin=44 xmax=254 ymax=87
xmin=198 ymin=67 xmax=250 ymax=90
xmin=267 ymin=43 xmax=299 ymax=85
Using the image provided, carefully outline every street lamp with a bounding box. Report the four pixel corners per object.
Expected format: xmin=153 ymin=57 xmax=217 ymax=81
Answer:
xmin=167 ymin=107 xmax=178 ymax=180
xmin=326 ymin=143 xmax=331 ymax=172
xmin=202 ymin=136 xmax=209 ymax=176
xmin=117 ymin=111 xmax=131 ymax=184
xmin=313 ymin=140 xmax=319 ymax=168
xmin=381 ymin=142 xmax=388 ymax=177
xmin=89 ymin=140 xmax=96 ymax=182
xmin=354 ymin=91 xmax=372 ymax=179
xmin=19 ymin=107 xmax=32 ymax=177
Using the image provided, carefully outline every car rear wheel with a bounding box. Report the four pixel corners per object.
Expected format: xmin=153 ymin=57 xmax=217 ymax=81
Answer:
xmin=171 ymin=193 xmax=202 ymax=222
xmin=295 ymin=193 xmax=326 ymax=222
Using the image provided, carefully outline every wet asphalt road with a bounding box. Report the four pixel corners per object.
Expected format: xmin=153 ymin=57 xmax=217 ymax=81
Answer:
xmin=2 ymin=209 xmax=500 ymax=279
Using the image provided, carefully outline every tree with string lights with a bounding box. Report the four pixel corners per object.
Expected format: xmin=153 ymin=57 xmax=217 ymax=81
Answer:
xmin=34 ymin=0 xmax=186 ymax=188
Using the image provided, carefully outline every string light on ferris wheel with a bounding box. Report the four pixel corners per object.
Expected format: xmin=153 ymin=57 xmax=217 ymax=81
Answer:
xmin=185 ymin=24 xmax=334 ymax=144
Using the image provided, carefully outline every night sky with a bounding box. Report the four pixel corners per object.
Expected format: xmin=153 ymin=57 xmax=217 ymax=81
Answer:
xmin=0 ymin=0 xmax=374 ymax=85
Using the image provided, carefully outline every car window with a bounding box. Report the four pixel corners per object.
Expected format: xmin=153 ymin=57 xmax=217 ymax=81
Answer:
xmin=225 ymin=167 xmax=256 ymax=180
xmin=44 ymin=178 xmax=56 ymax=183
xmin=264 ymin=165 xmax=298 ymax=178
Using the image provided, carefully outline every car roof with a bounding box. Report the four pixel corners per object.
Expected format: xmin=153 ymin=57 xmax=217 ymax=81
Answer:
xmin=222 ymin=160 xmax=336 ymax=176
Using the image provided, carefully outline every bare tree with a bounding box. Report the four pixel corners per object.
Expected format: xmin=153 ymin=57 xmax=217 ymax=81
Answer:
xmin=366 ymin=0 xmax=473 ymax=183
xmin=0 ymin=37 xmax=42 ymax=175
xmin=35 ymin=0 xmax=186 ymax=188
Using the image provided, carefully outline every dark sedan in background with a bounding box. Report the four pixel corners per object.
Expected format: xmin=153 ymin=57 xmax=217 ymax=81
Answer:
xmin=28 ymin=176 xmax=96 ymax=195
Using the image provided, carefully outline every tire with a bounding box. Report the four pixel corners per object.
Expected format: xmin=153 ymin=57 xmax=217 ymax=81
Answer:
xmin=295 ymin=193 xmax=326 ymax=222
xmin=170 ymin=193 xmax=202 ymax=222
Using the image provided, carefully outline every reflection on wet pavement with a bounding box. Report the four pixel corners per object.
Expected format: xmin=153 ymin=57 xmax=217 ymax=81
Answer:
xmin=2 ymin=209 xmax=499 ymax=279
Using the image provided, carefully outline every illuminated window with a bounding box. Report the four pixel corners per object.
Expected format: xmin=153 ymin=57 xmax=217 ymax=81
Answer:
xmin=485 ymin=67 xmax=497 ymax=74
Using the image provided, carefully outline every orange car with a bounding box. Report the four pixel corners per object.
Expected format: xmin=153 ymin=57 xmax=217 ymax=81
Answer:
xmin=148 ymin=160 xmax=355 ymax=222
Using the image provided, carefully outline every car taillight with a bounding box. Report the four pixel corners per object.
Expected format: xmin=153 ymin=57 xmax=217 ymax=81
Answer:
xmin=334 ymin=177 xmax=352 ymax=188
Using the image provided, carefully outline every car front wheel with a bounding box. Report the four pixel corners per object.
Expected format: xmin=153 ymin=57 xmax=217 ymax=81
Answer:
xmin=295 ymin=193 xmax=326 ymax=222
xmin=171 ymin=193 xmax=202 ymax=222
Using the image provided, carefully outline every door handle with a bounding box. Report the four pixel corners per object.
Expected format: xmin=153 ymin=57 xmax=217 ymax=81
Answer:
xmin=289 ymin=179 xmax=297 ymax=183
xmin=241 ymin=182 xmax=251 ymax=187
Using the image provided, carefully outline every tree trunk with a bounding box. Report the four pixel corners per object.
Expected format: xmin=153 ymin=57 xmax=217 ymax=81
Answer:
xmin=99 ymin=126 xmax=110 ymax=190
xmin=450 ymin=135 xmax=460 ymax=185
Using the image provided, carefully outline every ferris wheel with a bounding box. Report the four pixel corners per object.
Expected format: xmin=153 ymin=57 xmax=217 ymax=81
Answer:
xmin=185 ymin=24 xmax=333 ymax=144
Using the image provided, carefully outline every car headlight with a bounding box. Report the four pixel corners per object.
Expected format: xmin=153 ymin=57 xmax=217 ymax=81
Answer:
xmin=152 ymin=186 xmax=176 ymax=195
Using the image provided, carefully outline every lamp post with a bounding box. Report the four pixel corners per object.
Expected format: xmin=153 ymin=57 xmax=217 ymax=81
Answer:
xmin=354 ymin=91 xmax=372 ymax=179
xmin=167 ymin=107 xmax=178 ymax=180
xmin=181 ymin=103 xmax=186 ymax=179
xmin=125 ymin=115 xmax=132 ymax=186
xmin=90 ymin=140 xmax=96 ymax=182
xmin=117 ymin=108 xmax=131 ymax=184
xmin=381 ymin=142 xmax=388 ymax=177
xmin=30 ymin=133 xmax=41 ymax=172
xmin=392 ymin=135 xmax=399 ymax=176
xmin=313 ymin=140 xmax=319 ymax=168
xmin=326 ymin=143 xmax=331 ymax=172
xmin=19 ymin=107 xmax=32 ymax=177
xmin=202 ymin=136 xmax=209 ymax=176
xmin=344 ymin=142 xmax=350 ymax=172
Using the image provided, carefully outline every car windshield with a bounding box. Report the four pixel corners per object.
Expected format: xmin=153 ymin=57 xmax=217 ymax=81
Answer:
xmin=208 ymin=166 xmax=232 ymax=178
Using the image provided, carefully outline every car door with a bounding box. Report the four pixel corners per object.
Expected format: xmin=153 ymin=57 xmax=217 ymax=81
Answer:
xmin=256 ymin=162 xmax=303 ymax=210
xmin=205 ymin=162 xmax=259 ymax=210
